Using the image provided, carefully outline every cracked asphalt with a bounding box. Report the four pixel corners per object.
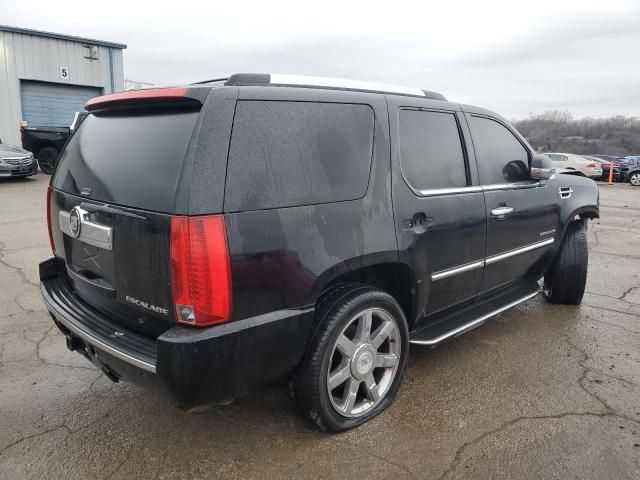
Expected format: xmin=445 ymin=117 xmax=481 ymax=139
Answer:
xmin=1 ymin=174 xmax=639 ymax=479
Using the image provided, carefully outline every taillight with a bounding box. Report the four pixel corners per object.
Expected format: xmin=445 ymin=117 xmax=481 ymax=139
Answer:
xmin=585 ymin=163 xmax=596 ymax=168
xmin=46 ymin=186 xmax=56 ymax=256
xmin=170 ymin=215 xmax=231 ymax=327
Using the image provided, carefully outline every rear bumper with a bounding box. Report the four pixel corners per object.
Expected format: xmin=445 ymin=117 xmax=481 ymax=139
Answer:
xmin=40 ymin=257 xmax=315 ymax=406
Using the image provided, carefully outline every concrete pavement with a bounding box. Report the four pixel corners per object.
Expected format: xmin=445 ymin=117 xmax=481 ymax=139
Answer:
xmin=1 ymin=174 xmax=639 ymax=479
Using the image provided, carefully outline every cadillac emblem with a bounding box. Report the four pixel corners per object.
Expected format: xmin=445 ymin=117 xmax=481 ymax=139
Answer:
xmin=69 ymin=207 xmax=82 ymax=238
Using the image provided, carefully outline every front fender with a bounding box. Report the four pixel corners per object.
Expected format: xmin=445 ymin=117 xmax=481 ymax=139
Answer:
xmin=554 ymin=174 xmax=599 ymax=241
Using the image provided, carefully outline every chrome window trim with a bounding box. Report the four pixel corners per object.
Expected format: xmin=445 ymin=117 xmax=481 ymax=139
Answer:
xmin=413 ymin=182 xmax=540 ymax=197
xmin=431 ymin=260 xmax=484 ymax=281
xmin=410 ymin=289 xmax=540 ymax=346
xmin=485 ymin=238 xmax=554 ymax=265
xmin=416 ymin=186 xmax=482 ymax=197
xmin=481 ymin=181 xmax=540 ymax=192
xmin=59 ymin=210 xmax=113 ymax=250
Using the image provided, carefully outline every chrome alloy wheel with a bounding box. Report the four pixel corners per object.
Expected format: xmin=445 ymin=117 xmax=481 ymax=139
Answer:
xmin=630 ymin=172 xmax=640 ymax=186
xmin=326 ymin=307 xmax=401 ymax=418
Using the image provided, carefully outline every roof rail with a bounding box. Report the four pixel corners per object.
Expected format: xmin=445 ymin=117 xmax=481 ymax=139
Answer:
xmin=191 ymin=78 xmax=228 ymax=85
xmin=221 ymin=73 xmax=446 ymax=100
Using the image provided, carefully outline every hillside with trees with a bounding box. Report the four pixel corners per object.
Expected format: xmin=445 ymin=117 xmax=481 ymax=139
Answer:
xmin=513 ymin=111 xmax=640 ymax=156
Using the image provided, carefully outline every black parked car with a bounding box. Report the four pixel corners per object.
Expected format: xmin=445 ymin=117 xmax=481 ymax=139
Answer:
xmin=0 ymin=138 xmax=38 ymax=178
xmin=40 ymin=74 xmax=599 ymax=432
xmin=585 ymin=156 xmax=622 ymax=182
xmin=591 ymin=155 xmax=630 ymax=181
xmin=21 ymin=112 xmax=88 ymax=174
xmin=626 ymin=164 xmax=640 ymax=186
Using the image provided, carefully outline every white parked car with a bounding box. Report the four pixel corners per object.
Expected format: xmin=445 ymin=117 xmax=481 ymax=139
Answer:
xmin=546 ymin=153 xmax=603 ymax=179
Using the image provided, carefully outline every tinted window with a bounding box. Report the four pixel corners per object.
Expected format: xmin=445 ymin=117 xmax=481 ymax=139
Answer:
xmin=399 ymin=110 xmax=467 ymax=190
xmin=548 ymin=154 xmax=567 ymax=162
xmin=224 ymin=101 xmax=374 ymax=211
xmin=470 ymin=116 xmax=530 ymax=184
xmin=52 ymin=110 xmax=199 ymax=213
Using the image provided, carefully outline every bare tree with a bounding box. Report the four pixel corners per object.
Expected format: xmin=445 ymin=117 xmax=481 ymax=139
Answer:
xmin=514 ymin=111 xmax=640 ymax=156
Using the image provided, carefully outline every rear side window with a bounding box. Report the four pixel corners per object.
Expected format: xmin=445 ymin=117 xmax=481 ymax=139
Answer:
xmin=224 ymin=101 xmax=374 ymax=211
xmin=52 ymin=110 xmax=199 ymax=213
xmin=399 ymin=110 xmax=467 ymax=190
xmin=469 ymin=116 xmax=530 ymax=184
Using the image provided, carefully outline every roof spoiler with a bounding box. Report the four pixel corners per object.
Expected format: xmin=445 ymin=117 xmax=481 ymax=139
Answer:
xmin=85 ymin=87 xmax=208 ymax=111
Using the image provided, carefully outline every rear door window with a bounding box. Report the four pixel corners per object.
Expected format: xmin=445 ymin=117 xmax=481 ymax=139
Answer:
xmin=399 ymin=109 xmax=468 ymax=191
xmin=224 ymin=101 xmax=374 ymax=211
xmin=52 ymin=110 xmax=199 ymax=213
xmin=469 ymin=116 xmax=530 ymax=184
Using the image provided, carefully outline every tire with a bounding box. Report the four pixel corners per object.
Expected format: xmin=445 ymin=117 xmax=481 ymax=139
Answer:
xmin=37 ymin=147 xmax=59 ymax=175
xmin=544 ymin=221 xmax=588 ymax=305
xmin=629 ymin=172 xmax=640 ymax=186
xmin=293 ymin=285 xmax=409 ymax=432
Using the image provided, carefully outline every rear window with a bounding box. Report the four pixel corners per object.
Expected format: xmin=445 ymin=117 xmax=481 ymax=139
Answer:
xmin=399 ymin=109 xmax=468 ymax=190
xmin=224 ymin=101 xmax=374 ymax=211
xmin=52 ymin=110 xmax=199 ymax=212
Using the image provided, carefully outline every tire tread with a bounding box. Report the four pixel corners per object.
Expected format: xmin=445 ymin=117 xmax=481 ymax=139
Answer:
xmin=544 ymin=220 xmax=588 ymax=304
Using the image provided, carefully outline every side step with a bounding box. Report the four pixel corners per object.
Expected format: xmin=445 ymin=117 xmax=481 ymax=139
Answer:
xmin=409 ymin=281 xmax=540 ymax=346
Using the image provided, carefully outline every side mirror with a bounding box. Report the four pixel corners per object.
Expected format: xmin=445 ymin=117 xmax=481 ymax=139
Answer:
xmin=531 ymin=154 xmax=555 ymax=180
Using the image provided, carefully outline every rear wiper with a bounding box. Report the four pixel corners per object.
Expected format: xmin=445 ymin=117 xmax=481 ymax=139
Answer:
xmin=79 ymin=202 xmax=148 ymax=221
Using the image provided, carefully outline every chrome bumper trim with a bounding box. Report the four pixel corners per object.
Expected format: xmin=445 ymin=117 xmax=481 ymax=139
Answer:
xmin=42 ymin=284 xmax=156 ymax=374
xmin=54 ymin=311 xmax=156 ymax=373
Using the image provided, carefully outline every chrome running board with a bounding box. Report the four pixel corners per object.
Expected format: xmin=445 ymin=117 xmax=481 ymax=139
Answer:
xmin=410 ymin=289 xmax=540 ymax=346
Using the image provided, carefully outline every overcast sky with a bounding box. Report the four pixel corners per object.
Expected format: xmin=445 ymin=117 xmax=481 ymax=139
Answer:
xmin=3 ymin=0 xmax=640 ymax=119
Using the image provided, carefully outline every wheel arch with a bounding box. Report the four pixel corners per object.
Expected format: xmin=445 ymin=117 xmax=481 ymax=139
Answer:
xmin=36 ymin=141 xmax=60 ymax=158
xmin=312 ymin=258 xmax=419 ymax=330
xmin=557 ymin=206 xmax=597 ymax=243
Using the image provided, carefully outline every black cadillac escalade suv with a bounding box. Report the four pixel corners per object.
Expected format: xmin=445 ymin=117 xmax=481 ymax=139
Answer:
xmin=40 ymin=74 xmax=599 ymax=432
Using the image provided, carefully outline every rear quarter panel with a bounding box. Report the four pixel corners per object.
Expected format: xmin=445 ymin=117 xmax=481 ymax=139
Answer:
xmin=223 ymin=88 xmax=397 ymax=321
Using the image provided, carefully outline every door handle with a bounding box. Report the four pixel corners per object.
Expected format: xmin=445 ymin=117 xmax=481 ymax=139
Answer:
xmin=490 ymin=206 xmax=514 ymax=218
xmin=406 ymin=212 xmax=430 ymax=234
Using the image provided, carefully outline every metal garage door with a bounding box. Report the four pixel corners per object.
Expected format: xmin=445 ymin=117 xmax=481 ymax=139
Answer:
xmin=20 ymin=80 xmax=102 ymax=127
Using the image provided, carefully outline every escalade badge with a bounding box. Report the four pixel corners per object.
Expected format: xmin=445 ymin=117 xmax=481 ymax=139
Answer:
xmin=125 ymin=296 xmax=170 ymax=316
xmin=69 ymin=207 xmax=82 ymax=238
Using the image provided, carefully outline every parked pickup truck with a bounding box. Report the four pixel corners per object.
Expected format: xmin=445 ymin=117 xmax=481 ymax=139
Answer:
xmin=21 ymin=112 xmax=87 ymax=174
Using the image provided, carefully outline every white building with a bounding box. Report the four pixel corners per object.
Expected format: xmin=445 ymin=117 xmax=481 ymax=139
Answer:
xmin=0 ymin=25 xmax=126 ymax=145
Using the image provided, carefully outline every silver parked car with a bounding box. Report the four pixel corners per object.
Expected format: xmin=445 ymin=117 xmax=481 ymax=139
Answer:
xmin=0 ymin=139 xmax=38 ymax=178
xmin=546 ymin=153 xmax=602 ymax=179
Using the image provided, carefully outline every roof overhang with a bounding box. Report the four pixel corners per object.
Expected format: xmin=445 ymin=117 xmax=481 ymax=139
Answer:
xmin=0 ymin=25 xmax=126 ymax=49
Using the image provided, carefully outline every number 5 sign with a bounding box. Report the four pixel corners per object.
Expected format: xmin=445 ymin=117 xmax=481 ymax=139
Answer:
xmin=60 ymin=66 xmax=69 ymax=79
